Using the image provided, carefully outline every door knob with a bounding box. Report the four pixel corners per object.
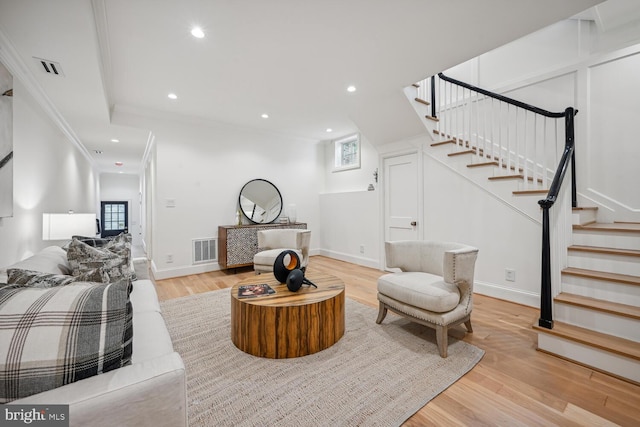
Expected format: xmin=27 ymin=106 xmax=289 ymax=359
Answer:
xmin=410 ymin=221 xmax=417 ymax=226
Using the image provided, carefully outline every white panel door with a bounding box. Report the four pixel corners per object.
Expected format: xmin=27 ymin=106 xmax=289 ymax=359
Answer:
xmin=384 ymin=153 xmax=419 ymax=242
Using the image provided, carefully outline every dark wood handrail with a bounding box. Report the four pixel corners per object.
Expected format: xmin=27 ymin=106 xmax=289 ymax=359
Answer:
xmin=0 ymin=151 xmax=12 ymax=170
xmin=431 ymin=74 xmax=578 ymax=330
xmin=438 ymin=73 xmax=566 ymax=118
xmin=539 ymin=108 xmax=576 ymax=208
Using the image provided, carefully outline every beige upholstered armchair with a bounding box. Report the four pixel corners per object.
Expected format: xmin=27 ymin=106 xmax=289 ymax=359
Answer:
xmin=253 ymin=229 xmax=311 ymax=274
xmin=376 ymin=240 xmax=479 ymax=358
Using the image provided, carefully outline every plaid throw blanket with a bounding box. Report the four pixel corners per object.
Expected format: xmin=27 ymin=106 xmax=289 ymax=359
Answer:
xmin=0 ymin=280 xmax=132 ymax=403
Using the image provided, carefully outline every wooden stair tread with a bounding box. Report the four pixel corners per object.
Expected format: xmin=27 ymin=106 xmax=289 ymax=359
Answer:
xmin=512 ymin=189 xmax=548 ymax=195
xmin=488 ymin=174 xmax=544 ymax=184
xmin=411 ymin=83 xmax=420 ymax=88
xmin=534 ymin=321 xmax=640 ymax=361
xmin=488 ymin=174 xmax=523 ymax=181
xmin=568 ymin=245 xmax=640 ymax=258
xmin=425 ymin=115 xmax=439 ymax=122
xmin=467 ymin=161 xmax=499 ymax=168
xmin=562 ymin=267 xmax=640 ymax=286
xmin=572 ymin=206 xmax=598 ymax=211
xmin=430 ymin=139 xmax=456 ymax=147
xmin=574 ymin=222 xmax=640 ymax=233
xmin=430 ymin=131 xmax=537 ymax=177
xmin=555 ymin=292 xmax=640 ymax=320
xmin=414 ymin=97 xmax=430 ymax=106
xmin=447 ymin=149 xmax=475 ymax=157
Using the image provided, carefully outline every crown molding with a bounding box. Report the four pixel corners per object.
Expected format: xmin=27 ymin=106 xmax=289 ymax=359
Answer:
xmin=0 ymin=26 xmax=96 ymax=169
xmin=91 ymin=0 xmax=113 ymax=118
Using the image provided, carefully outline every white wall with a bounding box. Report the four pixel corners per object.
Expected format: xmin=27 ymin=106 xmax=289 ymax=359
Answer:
xmin=319 ymin=132 xmax=382 ymax=268
xmin=100 ymin=173 xmax=142 ymax=247
xmin=323 ymin=133 xmax=380 ymax=193
xmin=318 ymin=191 xmax=380 ymax=269
xmin=0 ymin=79 xmax=98 ymax=266
xmin=587 ymin=50 xmax=640 ymax=218
xmin=443 ymin=17 xmax=640 ymax=223
xmin=366 ymin=13 xmax=640 ymax=307
xmin=114 ymin=109 xmax=324 ymax=279
xmin=422 ymin=152 xmax=543 ymax=306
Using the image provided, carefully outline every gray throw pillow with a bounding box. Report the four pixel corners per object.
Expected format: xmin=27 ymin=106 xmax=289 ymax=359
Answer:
xmin=67 ymin=237 xmax=131 ymax=282
xmin=7 ymin=268 xmax=109 ymax=287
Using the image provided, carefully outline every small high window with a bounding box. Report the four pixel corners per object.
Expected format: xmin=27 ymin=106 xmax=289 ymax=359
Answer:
xmin=333 ymin=133 xmax=360 ymax=172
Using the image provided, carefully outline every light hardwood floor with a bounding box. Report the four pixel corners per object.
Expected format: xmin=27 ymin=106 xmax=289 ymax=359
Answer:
xmin=154 ymin=256 xmax=640 ymax=426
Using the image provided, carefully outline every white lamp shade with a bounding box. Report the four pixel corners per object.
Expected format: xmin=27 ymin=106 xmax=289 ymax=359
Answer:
xmin=42 ymin=213 xmax=97 ymax=240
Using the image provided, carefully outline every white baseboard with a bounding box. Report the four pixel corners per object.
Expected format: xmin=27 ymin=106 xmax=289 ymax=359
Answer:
xmin=151 ymin=248 xmax=324 ymax=280
xmin=474 ymin=280 xmax=539 ymax=308
xmin=151 ymin=260 xmax=221 ymax=280
xmin=150 ymin=253 xmax=538 ymax=312
xmin=317 ymin=249 xmax=381 ymax=270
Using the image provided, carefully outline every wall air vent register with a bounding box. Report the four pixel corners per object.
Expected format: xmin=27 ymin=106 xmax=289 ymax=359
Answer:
xmin=193 ymin=238 xmax=217 ymax=264
xmin=33 ymin=57 xmax=64 ymax=76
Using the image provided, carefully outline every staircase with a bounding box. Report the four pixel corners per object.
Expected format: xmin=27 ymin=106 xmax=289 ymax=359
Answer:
xmin=409 ymin=77 xmax=640 ymax=384
xmin=534 ymin=214 xmax=640 ymax=383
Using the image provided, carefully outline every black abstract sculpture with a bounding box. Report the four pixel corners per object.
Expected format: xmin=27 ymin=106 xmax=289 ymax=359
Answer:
xmin=273 ymin=250 xmax=317 ymax=292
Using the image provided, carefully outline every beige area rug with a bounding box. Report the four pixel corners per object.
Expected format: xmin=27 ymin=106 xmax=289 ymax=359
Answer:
xmin=160 ymin=289 xmax=484 ymax=427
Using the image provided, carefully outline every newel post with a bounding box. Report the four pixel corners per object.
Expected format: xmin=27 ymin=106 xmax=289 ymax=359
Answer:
xmin=538 ymin=200 xmax=554 ymax=329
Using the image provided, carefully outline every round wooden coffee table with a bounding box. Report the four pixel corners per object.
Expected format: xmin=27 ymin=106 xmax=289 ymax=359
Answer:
xmin=230 ymin=273 xmax=345 ymax=358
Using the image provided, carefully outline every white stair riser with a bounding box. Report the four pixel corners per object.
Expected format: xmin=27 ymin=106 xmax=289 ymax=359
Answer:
xmin=572 ymin=210 xmax=597 ymax=225
xmin=554 ymin=304 xmax=640 ymax=341
xmin=567 ymin=252 xmax=640 ymax=276
xmin=561 ymin=275 xmax=640 ymax=306
xmin=537 ymin=333 xmax=640 ymax=383
xmin=572 ymin=230 xmax=640 ymax=251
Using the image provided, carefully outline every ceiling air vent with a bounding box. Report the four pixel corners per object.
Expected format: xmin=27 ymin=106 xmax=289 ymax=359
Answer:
xmin=33 ymin=57 xmax=64 ymax=77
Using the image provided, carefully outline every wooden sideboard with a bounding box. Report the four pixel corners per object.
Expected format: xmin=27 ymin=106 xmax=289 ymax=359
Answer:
xmin=218 ymin=223 xmax=307 ymax=269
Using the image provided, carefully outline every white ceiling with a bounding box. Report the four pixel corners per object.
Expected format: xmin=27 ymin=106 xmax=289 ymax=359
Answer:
xmin=0 ymin=0 xmax=604 ymax=175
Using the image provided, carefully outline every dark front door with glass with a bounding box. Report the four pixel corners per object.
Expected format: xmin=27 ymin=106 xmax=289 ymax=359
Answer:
xmin=101 ymin=201 xmax=128 ymax=238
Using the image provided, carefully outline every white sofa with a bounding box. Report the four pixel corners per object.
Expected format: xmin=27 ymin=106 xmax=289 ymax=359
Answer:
xmin=0 ymin=246 xmax=187 ymax=427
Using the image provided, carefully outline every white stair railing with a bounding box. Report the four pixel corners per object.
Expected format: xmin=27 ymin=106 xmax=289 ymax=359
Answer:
xmin=415 ymin=72 xmax=578 ymax=330
xmin=416 ymin=74 xmax=568 ymax=191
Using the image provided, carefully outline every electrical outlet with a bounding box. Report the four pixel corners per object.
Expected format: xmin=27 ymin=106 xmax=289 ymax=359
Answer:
xmin=166 ymin=254 xmax=173 ymax=263
xmin=505 ymin=268 xmax=516 ymax=282
xmin=359 ymin=244 xmax=365 ymax=254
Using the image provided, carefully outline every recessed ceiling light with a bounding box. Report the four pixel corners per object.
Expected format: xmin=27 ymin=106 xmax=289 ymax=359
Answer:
xmin=347 ymin=85 xmax=357 ymax=93
xmin=111 ymin=139 xmax=119 ymax=143
xmin=261 ymin=113 xmax=269 ymax=119
xmin=115 ymin=161 xmax=123 ymax=167
xmin=326 ymin=128 xmax=333 ymax=133
xmin=191 ymin=27 xmax=205 ymax=38
xmin=168 ymin=93 xmax=178 ymax=100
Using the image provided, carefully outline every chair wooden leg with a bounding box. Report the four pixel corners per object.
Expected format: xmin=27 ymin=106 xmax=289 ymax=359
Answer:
xmin=464 ymin=318 xmax=473 ymax=333
xmin=376 ymin=303 xmax=387 ymax=324
xmin=436 ymin=325 xmax=448 ymax=358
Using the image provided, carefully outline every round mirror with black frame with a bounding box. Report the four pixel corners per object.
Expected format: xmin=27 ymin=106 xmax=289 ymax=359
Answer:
xmin=238 ymin=179 xmax=283 ymax=224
